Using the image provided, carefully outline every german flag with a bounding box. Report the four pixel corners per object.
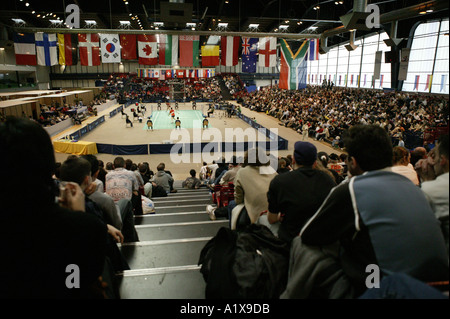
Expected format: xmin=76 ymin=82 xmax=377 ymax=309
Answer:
xmin=57 ymin=34 xmax=78 ymax=66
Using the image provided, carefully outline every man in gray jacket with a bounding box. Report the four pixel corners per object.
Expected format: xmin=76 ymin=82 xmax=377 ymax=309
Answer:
xmin=151 ymin=163 xmax=175 ymax=194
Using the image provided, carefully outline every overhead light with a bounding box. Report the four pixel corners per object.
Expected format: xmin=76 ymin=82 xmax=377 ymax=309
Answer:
xmin=25 ymin=2 xmax=29 ymax=6
xmin=119 ymin=21 xmax=131 ymax=25
xmin=218 ymin=22 xmax=228 ymax=27
xmin=12 ymin=18 xmax=26 ymax=24
xmin=186 ymin=22 xmax=196 ymax=28
xmin=248 ymin=24 xmax=259 ymax=28
xmin=426 ymin=9 xmax=434 ymax=13
xmin=85 ymin=20 xmax=97 ymax=25
xmin=49 ymin=19 xmax=63 ymax=24
xmin=154 ymin=22 xmax=164 ymax=27
xmin=308 ymin=26 xmax=318 ymax=31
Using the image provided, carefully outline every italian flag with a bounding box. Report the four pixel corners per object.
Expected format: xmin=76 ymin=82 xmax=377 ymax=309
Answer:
xmin=159 ymin=34 xmax=178 ymax=66
xmin=179 ymin=35 xmax=200 ymax=67
xmin=279 ymin=39 xmax=309 ymax=90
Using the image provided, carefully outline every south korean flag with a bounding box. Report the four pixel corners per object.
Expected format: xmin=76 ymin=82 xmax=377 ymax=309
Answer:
xmin=100 ymin=34 xmax=121 ymax=63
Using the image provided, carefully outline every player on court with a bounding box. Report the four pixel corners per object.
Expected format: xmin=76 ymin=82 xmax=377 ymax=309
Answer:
xmin=169 ymin=108 xmax=176 ymax=122
xmin=175 ymin=117 xmax=181 ymax=129
xmin=146 ymin=119 xmax=153 ymax=131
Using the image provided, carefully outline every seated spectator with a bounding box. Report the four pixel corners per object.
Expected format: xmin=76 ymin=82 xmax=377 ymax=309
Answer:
xmin=281 ymin=124 xmax=449 ymax=299
xmin=419 ymin=134 xmax=449 ymax=254
xmin=219 ymin=156 xmax=241 ymax=185
xmin=391 ymin=146 xmax=420 ymax=186
xmin=1 ymin=117 xmax=107 ymax=298
xmin=268 ymin=143 xmax=336 ymax=243
xmin=82 ymin=154 xmax=139 ymax=243
xmin=182 ymin=169 xmax=202 ymax=189
xmin=214 ymin=148 xmax=277 ymax=225
xmin=59 ymin=156 xmax=130 ymax=274
xmin=151 ymin=163 xmax=174 ymax=194
xmin=105 ymin=157 xmax=142 ymax=215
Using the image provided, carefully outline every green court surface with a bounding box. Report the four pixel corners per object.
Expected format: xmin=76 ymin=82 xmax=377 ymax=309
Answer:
xmin=143 ymin=110 xmax=209 ymax=130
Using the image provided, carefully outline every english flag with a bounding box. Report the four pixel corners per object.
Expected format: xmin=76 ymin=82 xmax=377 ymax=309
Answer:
xmin=258 ymin=37 xmax=277 ymax=68
xmin=78 ymin=33 xmax=100 ymax=66
xmin=138 ymin=34 xmax=158 ymax=65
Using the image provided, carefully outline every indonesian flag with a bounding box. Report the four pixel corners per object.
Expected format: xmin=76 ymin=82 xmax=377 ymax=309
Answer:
xmin=78 ymin=33 xmax=100 ymax=66
xmin=258 ymin=37 xmax=277 ymax=68
xmin=138 ymin=34 xmax=158 ymax=65
xmin=221 ymin=36 xmax=239 ymax=66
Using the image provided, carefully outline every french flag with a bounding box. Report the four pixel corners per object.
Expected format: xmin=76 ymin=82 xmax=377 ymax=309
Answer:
xmin=309 ymin=39 xmax=319 ymax=61
xmin=14 ymin=33 xmax=37 ymax=65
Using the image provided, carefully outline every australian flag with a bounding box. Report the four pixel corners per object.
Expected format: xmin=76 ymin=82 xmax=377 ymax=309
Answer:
xmin=242 ymin=37 xmax=258 ymax=73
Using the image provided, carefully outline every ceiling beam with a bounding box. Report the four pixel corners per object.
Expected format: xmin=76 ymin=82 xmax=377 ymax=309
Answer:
xmin=13 ymin=26 xmax=321 ymax=39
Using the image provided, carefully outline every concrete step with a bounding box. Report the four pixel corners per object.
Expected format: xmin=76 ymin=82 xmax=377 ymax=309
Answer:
xmin=150 ymin=204 xmax=210 ymax=214
xmin=119 ymin=237 xmax=210 ymax=270
xmin=135 ymin=220 xmax=228 ymax=241
xmin=152 ymin=197 xmax=212 ymax=208
xmin=135 ymin=211 xmax=210 ymax=225
xmin=116 ymin=265 xmax=205 ymax=299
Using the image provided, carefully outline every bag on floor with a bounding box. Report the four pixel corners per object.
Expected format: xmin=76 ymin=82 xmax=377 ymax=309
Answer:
xmin=198 ymin=224 xmax=290 ymax=299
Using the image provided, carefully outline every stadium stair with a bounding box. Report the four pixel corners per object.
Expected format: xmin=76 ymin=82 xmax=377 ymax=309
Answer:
xmin=115 ymin=181 xmax=226 ymax=299
xmin=217 ymin=75 xmax=233 ymax=101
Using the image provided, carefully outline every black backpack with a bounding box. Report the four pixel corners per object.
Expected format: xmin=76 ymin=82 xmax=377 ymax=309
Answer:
xmin=198 ymin=224 xmax=290 ymax=299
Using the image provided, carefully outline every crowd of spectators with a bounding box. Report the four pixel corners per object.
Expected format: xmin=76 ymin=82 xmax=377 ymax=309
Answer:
xmin=103 ymin=73 xmax=224 ymax=103
xmin=240 ymin=85 xmax=449 ymax=149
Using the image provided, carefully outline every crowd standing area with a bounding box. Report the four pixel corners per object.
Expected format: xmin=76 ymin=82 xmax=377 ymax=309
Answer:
xmin=0 ymin=71 xmax=449 ymax=302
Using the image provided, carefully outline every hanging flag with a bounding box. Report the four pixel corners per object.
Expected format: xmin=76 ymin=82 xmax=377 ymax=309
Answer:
xmin=57 ymin=34 xmax=78 ymax=66
xmin=380 ymin=74 xmax=384 ymax=88
xmin=414 ymin=75 xmax=420 ymax=90
xmin=258 ymin=37 xmax=277 ymax=68
xmin=120 ymin=34 xmax=137 ymax=60
xmin=78 ymin=33 xmax=100 ymax=66
xmin=338 ymin=75 xmax=341 ymax=85
xmin=350 ymin=74 xmax=354 ymax=85
xmin=357 ymin=75 xmax=360 ymax=87
xmin=35 ymin=32 xmax=58 ymax=66
xmin=311 ymin=74 xmax=314 ymax=84
xmin=165 ymin=69 xmax=173 ymax=78
xmin=14 ymin=33 xmax=36 ymax=65
xmin=241 ymin=37 xmax=258 ymax=73
xmin=344 ymin=74 xmax=348 ymax=86
xmin=364 ymin=74 xmax=367 ymax=86
xmin=309 ymin=38 xmax=319 ymax=61
xmin=424 ymin=74 xmax=432 ymax=91
xmin=159 ymin=34 xmax=178 ymax=66
xmin=201 ymin=45 xmax=220 ymax=66
xmin=179 ymin=35 xmax=199 ymax=67
xmin=221 ymin=36 xmax=239 ymax=66
xmin=138 ymin=34 xmax=158 ymax=65
xmin=100 ymin=34 xmax=121 ymax=63
xmin=176 ymin=69 xmax=185 ymax=78
xmin=279 ymin=39 xmax=308 ymax=90
xmin=441 ymin=74 xmax=447 ymax=92
xmin=154 ymin=69 xmax=160 ymax=79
